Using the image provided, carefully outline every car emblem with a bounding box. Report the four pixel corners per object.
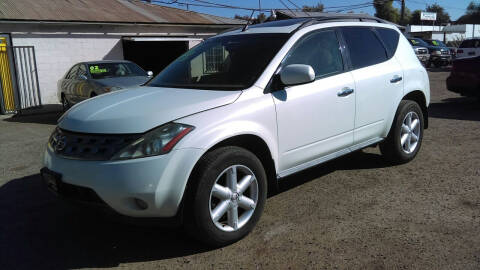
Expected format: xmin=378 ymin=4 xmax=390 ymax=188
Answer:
xmin=54 ymin=135 xmax=67 ymax=152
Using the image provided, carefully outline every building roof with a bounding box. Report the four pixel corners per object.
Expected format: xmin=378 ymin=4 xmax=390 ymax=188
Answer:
xmin=0 ymin=0 xmax=244 ymax=25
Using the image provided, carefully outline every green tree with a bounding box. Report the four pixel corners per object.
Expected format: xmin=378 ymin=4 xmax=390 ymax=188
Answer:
xmin=373 ymin=0 xmax=400 ymax=23
xmin=234 ymin=13 xmax=266 ymax=24
xmin=302 ymin=2 xmax=324 ymax=12
xmin=410 ymin=9 xmax=422 ymax=25
xmin=457 ymin=1 xmax=480 ymax=24
xmin=426 ymin=4 xmax=450 ymax=24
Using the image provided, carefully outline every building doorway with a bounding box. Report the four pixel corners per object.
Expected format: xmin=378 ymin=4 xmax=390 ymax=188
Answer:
xmin=122 ymin=38 xmax=190 ymax=76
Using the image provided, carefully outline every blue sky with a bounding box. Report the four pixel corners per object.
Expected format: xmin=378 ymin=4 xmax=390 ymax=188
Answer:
xmin=158 ymin=0 xmax=478 ymax=21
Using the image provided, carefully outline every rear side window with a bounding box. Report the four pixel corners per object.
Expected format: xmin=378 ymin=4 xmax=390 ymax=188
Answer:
xmin=375 ymin=28 xmax=400 ymax=58
xmin=283 ymin=30 xmax=344 ymax=78
xmin=459 ymin=39 xmax=480 ymax=48
xmin=342 ymin=27 xmax=388 ymax=70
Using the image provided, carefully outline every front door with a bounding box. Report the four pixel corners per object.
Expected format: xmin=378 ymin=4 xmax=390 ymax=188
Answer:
xmin=273 ymin=29 xmax=356 ymax=173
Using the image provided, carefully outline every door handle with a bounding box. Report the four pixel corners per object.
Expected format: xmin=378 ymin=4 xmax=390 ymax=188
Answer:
xmin=337 ymin=87 xmax=354 ymax=97
xmin=390 ymin=75 xmax=402 ymax=83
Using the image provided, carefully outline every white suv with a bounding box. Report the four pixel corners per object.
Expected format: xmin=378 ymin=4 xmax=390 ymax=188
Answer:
xmin=42 ymin=17 xmax=430 ymax=246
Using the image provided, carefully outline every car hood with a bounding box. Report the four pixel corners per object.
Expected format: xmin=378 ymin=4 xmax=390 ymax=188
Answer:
xmin=94 ymin=76 xmax=150 ymax=88
xmin=59 ymin=86 xmax=242 ymax=134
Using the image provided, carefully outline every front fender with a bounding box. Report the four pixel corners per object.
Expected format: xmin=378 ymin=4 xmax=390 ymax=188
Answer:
xmin=175 ymin=91 xmax=279 ymax=172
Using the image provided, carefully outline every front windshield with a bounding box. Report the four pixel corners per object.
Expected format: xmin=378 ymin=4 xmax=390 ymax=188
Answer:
xmin=425 ymin=40 xmax=447 ymax=47
xmin=148 ymin=33 xmax=289 ymax=90
xmin=88 ymin=62 xmax=147 ymax=79
xmin=409 ymin=38 xmax=429 ymax=47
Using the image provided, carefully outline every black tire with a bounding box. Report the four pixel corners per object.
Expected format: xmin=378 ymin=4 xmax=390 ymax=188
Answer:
xmin=184 ymin=146 xmax=267 ymax=247
xmin=380 ymin=100 xmax=424 ymax=164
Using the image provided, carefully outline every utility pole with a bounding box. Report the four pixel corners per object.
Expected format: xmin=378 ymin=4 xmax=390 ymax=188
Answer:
xmin=400 ymin=0 xmax=405 ymax=24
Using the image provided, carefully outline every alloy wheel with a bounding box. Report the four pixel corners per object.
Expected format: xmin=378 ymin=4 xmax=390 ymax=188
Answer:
xmin=209 ymin=165 xmax=258 ymax=232
xmin=400 ymin=111 xmax=421 ymax=154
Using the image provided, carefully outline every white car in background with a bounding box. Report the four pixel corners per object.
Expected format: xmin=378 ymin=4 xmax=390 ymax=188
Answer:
xmin=456 ymin=38 xmax=480 ymax=59
xmin=42 ymin=16 xmax=430 ymax=247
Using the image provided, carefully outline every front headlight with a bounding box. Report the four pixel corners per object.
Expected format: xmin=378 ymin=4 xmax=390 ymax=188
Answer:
xmin=111 ymin=123 xmax=194 ymax=160
xmin=431 ymin=50 xmax=441 ymax=55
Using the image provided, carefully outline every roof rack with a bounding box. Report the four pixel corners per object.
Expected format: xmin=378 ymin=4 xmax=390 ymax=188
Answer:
xmin=291 ymin=14 xmax=391 ymax=32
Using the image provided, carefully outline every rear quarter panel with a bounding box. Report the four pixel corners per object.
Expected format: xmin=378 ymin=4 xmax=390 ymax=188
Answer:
xmin=381 ymin=33 xmax=430 ymax=137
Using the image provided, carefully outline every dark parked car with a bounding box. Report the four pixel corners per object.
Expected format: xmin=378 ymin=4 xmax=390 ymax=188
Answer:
xmin=446 ymin=55 xmax=480 ymax=98
xmin=423 ymin=39 xmax=452 ymax=67
xmin=58 ymin=60 xmax=153 ymax=110
xmin=408 ymin=38 xmax=451 ymax=67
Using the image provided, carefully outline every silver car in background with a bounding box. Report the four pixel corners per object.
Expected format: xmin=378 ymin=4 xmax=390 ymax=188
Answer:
xmin=57 ymin=60 xmax=153 ymax=110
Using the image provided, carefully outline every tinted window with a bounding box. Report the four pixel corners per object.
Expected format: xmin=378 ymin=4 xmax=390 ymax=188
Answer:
xmin=148 ymin=34 xmax=289 ymax=90
xmin=66 ymin=65 xmax=78 ymax=79
xmin=460 ymin=39 xmax=480 ymax=48
xmin=87 ymin=62 xmax=147 ymax=80
xmin=425 ymin=40 xmax=447 ymax=47
xmin=408 ymin=38 xmax=429 ymax=47
xmin=342 ymin=27 xmax=388 ymax=69
xmin=283 ymin=30 xmax=343 ymax=78
xmin=376 ymin=28 xmax=399 ymax=58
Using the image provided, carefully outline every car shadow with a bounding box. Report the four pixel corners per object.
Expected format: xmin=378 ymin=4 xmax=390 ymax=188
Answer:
xmin=426 ymin=66 xmax=452 ymax=72
xmin=3 ymin=104 xmax=63 ymax=125
xmin=428 ymin=96 xmax=480 ymax=122
xmin=0 ymin=150 xmax=391 ymax=269
xmin=0 ymin=174 xmax=213 ymax=269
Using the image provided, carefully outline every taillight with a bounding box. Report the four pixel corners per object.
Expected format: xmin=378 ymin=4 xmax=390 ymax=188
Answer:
xmin=457 ymin=49 xmax=464 ymax=53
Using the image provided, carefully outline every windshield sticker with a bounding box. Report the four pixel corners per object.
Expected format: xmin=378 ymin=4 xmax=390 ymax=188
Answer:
xmin=432 ymin=40 xmax=439 ymax=46
xmin=411 ymin=39 xmax=419 ymax=44
xmin=90 ymin=65 xmax=107 ymax=74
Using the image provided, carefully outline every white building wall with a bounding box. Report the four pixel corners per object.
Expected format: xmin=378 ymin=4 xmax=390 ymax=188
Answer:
xmin=11 ymin=34 xmax=123 ymax=104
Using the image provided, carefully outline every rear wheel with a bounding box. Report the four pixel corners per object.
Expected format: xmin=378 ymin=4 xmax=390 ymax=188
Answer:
xmin=185 ymin=146 xmax=267 ymax=247
xmin=380 ymin=100 xmax=424 ymax=164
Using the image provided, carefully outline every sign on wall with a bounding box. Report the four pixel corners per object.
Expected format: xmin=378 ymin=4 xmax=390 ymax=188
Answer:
xmin=420 ymin=12 xmax=437 ymax=21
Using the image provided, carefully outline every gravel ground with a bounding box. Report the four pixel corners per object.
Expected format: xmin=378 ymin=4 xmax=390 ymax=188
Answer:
xmin=1 ymin=69 xmax=479 ymax=269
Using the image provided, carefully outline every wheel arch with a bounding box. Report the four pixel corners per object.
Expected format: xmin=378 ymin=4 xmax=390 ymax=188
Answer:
xmin=184 ymin=134 xmax=278 ymax=203
xmin=402 ymin=90 xmax=428 ymax=129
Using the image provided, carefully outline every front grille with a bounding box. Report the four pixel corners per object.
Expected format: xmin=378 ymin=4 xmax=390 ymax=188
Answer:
xmin=49 ymin=128 xmax=141 ymax=160
xmin=417 ymin=48 xmax=428 ymax=54
xmin=441 ymin=50 xmax=449 ymax=55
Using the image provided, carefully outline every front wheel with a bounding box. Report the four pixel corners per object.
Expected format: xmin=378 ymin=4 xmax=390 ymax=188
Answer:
xmin=380 ymin=100 xmax=424 ymax=164
xmin=184 ymin=146 xmax=267 ymax=247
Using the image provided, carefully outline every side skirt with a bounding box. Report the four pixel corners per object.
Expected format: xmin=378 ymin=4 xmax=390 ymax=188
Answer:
xmin=276 ymin=137 xmax=384 ymax=179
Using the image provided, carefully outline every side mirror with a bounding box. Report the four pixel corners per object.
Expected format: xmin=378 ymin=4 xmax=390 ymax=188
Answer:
xmin=147 ymin=71 xmax=153 ymax=77
xmin=279 ymin=64 xmax=315 ymax=86
xmin=78 ymin=74 xmax=88 ymax=80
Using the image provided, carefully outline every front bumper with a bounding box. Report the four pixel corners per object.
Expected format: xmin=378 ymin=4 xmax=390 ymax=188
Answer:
xmin=447 ymin=74 xmax=480 ymax=97
xmin=43 ymin=146 xmax=204 ymax=217
xmin=430 ymin=55 xmax=452 ymax=64
xmin=416 ymin=54 xmax=430 ymax=63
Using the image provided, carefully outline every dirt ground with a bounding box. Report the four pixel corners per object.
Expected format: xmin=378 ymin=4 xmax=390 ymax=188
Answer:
xmin=1 ymin=69 xmax=479 ymax=269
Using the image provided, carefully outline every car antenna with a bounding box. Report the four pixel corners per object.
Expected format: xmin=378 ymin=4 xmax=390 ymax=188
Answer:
xmin=242 ymin=10 xmax=256 ymax=32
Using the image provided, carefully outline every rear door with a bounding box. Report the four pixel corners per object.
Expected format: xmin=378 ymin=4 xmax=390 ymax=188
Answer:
xmin=341 ymin=26 xmax=404 ymax=144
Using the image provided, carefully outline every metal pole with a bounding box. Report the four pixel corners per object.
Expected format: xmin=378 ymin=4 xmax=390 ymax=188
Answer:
xmin=30 ymin=47 xmax=41 ymax=106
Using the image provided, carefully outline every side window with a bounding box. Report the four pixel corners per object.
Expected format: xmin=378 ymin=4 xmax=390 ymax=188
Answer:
xmin=342 ymin=27 xmax=388 ymax=70
xmin=283 ymin=30 xmax=344 ymax=78
xmin=376 ymin=28 xmax=400 ymax=58
xmin=459 ymin=40 xmax=472 ymax=48
xmin=66 ymin=65 xmax=78 ymax=79
xmin=78 ymin=64 xmax=87 ymax=78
